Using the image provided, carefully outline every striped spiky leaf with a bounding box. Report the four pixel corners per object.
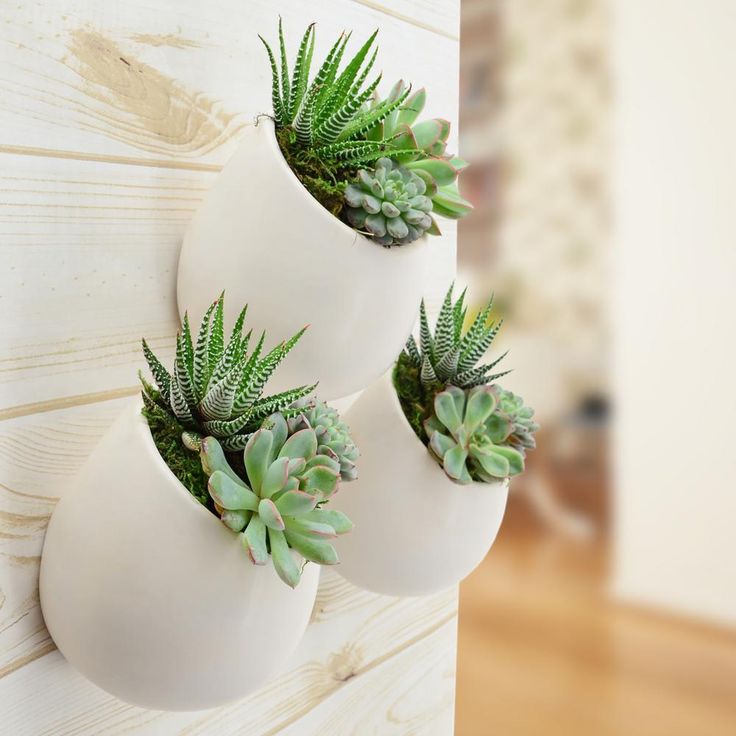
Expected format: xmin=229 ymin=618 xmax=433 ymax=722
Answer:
xmin=258 ymin=35 xmax=285 ymax=125
xmin=316 ymin=30 xmax=378 ymax=134
xmin=400 ymin=284 xmax=510 ymax=395
xmin=193 ymin=300 xmax=216 ymax=396
xmin=336 ymin=84 xmax=412 ymax=143
xmin=433 ymin=286 xmax=456 ymax=359
xmin=139 ymin=371 xmax=166 ymax=411
xmin=314 ymin=74 xmax=382 ymax=144
xmin=346 ymin=47 xmax=378 ymax=101
xmin=246 ymin=383 xmax=317 ymax=424
xmin=459 ymin=320 xmax=502 ymax=374
xmin=234 ymin=329 xmax=303 ymax=415
xmin=142 ymin=339 xmax=172 ymax=396
xmin=169 ymin=378 xmax=194 ymax=424
xmin=202 ymin=409 xmax=253 ymax=439
xmin=454 ymin=352 xmax=510 ymax=388
xmin=418 ymin=300 xmax=434 ymax=360
xmin=434 ymin=344 xmax=461 ymax=382
xmin=174 ymin=333 xmax=197 ymax=407
xmin=200 ymin=362 xmax=245 ymax=421
xmin=287 ymin=24 xmax=315 ymax=121
xmin=452 ymin=288 xmax=467 ymax=343
xmin=314 ymin=32 xmax=350 ymax=118
xmin=180 ymin=314 xmax=195 ymax=382
xmin=420 ymin=354 xmax=438 ymax=387
xmin=458 ymin=298 xmax=494 ymax=364
xmin=404 ymin=334 xmax=421 ymax=366
xmin=207 ymin=294 xmax=226 ymax=374
xmin=278 ymin=17 xmax=290 ymax=118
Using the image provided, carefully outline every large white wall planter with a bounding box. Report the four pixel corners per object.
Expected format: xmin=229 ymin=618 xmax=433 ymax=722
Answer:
xmin=177 ymin=118 xmax=429 ymax=402
xmin=334 ymin=372 xmax=509 ymax=596
xmin=39 ymin=400 xmax=320 ymax=711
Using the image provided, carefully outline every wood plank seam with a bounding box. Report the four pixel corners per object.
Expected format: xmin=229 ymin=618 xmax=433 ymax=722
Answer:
xmin=349 ymin=0 xmax=460 ymax=40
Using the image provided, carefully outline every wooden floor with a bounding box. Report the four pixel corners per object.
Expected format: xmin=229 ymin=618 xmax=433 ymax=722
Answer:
xmin=455 ymin=498 xmax=736 ymax=735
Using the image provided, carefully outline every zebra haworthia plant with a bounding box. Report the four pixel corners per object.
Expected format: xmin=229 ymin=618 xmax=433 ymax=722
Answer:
xmin=260 ymin=19 xmax=412 ymax=166
xmin=404 ymin=284 xmax=510 ymax=392
xmin=393 ymin=283 xmax=538 ymax=482
xmin=140 ymin=294 xmax=315 ymax=452
xmin=201 ymin=412 xmax=355 ymax=588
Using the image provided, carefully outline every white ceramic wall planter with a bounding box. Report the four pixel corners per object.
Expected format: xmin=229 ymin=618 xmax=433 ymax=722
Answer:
xmin=39 ymin=400 xmax=320 ymax=711
xmin=177 ymin=118 xmax=429 ymax=401
xmin=334 ymin=372 xmax=509 ymax=597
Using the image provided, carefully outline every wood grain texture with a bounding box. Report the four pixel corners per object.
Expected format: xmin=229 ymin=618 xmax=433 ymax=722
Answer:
xmin=1 ymin=0 xmax=458 ymax=167
xmin=0 ymin=0 xmax=460 ymax=731
xmin=0 ymin=151 xmax=456 ymax=414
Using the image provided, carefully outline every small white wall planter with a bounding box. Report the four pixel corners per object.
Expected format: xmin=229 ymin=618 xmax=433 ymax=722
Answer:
xmin=334 ymin=372 xmax=509 ymax=596
xmin=177 ymin=118 xmax=429 ymax=401
xmin=39 ymin=400 xmax=320 ymax=711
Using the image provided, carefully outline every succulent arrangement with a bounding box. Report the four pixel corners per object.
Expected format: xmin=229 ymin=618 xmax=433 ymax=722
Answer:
xmin=260 ymin=19 xmax=472 ymax=247
xmin=394 ymin=284 xmax=538 ymax=484
xmin=140 ymin=294 xmax=358 ymax=585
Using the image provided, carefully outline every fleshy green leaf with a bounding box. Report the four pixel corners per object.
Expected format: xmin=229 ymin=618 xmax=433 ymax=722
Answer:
xmin=243 ymin=516 xmax=269 ymax=565
xmin=269 ymin=529 xmax=302 ymax=587
xmin=208 ymin=471 xmax=258 ymax=511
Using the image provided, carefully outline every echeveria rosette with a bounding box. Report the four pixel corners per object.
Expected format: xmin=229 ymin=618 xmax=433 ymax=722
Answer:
xmin=344 ymin=158 xmax=435 ymax=246
xmin=200 ymin=413 xmax=354 ymax=588
xmin=287 ymin=399 xmax=359 ymax=481
xmin=365 ymin=82 xmax=473 ymax=226
xmin=424 ymin=385 xmax=525 ymax=485
xmin=487 ymin=386 xmax=539 ymax=456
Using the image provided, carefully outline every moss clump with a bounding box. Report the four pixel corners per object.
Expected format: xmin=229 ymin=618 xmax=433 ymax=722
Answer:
xmin=392 ymin=351 xmax=443 ymax=445
xmin=142 ymin=403 xmax=212 ymax=509
xmin=276 ymin=126 xmax=359 ymax=220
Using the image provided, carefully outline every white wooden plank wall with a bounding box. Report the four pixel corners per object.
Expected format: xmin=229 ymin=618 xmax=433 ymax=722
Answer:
xmin=0 ymin=1 xmax=460 ymax=733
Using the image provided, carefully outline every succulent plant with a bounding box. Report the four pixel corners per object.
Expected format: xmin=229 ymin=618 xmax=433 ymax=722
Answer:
xmin=287 ymin=399 xmax=359 ymax=481
xmin=344 ymin=157 xmax=435 ymax=246
xmin=424 ymin=385 xmax=525 ymax=484
xmin=140 ymin=294 xmax=315 ymax=452
xmin=260 ymin=20 xmax=414 ymax=166
xmin=487 ymin=387 xmax=539 ymax=455
xmin=200 ymin=413 xmax=354 ymax=587
xmin=402 ymin=283 xmax=510 ymax=391
xmin=366 ymin=83 xmax=473 ymax=224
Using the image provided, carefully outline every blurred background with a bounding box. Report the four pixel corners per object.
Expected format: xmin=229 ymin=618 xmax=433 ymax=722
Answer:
xmin=454 ymin=1 xmax=736 ymax=734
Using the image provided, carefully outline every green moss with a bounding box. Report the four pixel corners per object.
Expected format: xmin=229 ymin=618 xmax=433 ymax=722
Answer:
xmin=392 ymin=351 xmax=440 ymax=445
xmin=276 ymin=126 xmax=359 ymax=220
xmin=142 ymin=403 xmax=213 ymax=510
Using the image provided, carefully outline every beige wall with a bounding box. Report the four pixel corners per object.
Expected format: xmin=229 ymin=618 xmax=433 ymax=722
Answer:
xmin=613 ymin=0 xmax=736 ymax=626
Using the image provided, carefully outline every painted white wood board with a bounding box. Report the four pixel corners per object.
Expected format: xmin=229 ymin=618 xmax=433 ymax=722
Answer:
xmin=0 ymin=0 xmax=461 ymax=732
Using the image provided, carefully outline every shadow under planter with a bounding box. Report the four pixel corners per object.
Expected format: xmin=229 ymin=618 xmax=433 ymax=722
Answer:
xmin=334 ymin=372 xmax=509 ymax=597
xmin=39 ymin=399 xmax=320 ymax=711
xmin=176 ymin=118 xmax=429 ymax=402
